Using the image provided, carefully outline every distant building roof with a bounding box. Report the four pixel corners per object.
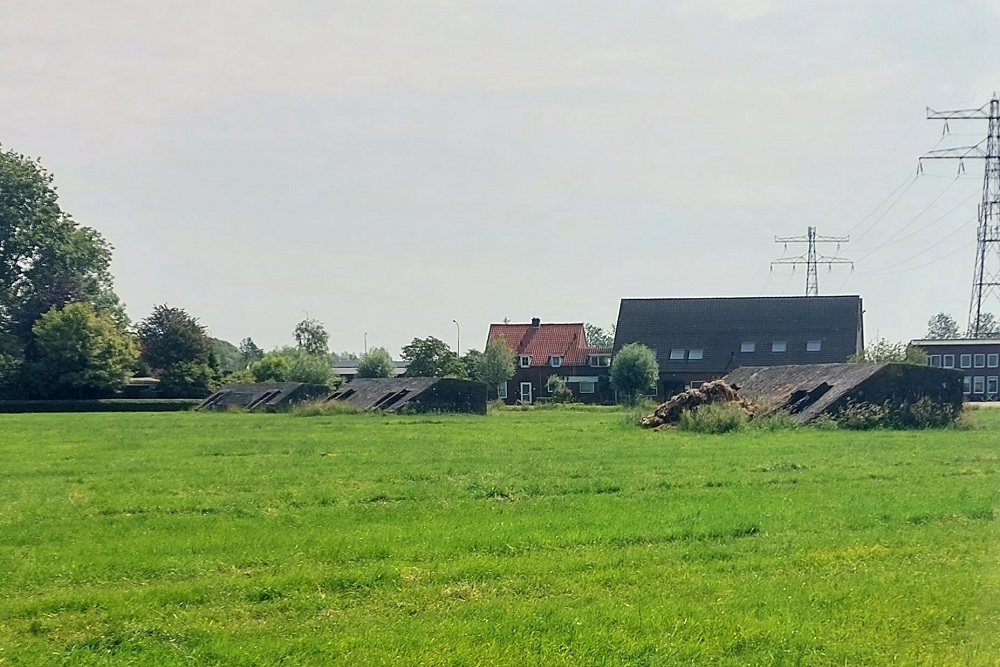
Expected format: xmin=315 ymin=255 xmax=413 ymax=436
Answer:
xmin=911 ymin=338 xmax=1000 ymax=347
xmin=614 ymin=295 xmax=864 ymax=373
xmin=487 ymin=319 xmax=610 ymax=366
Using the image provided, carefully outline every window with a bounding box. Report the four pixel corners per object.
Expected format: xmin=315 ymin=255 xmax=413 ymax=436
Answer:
xmin=589 ymin=355 xmax=611 ymax=367
xmin=550 ymin=355 xmax=562 ymax=368
xmin=688 ymin=348 xmax=704 ymax=361
xmin=929 ymin=355 xmax=942 ymax=368
xmin=943 ymin=354 xmax=955 ymax=368
xmin=963 ymin=376 xmax=971 ymax=394
xmin=498 ymin=383 xmax=507 ymax=399
xmin=689 ymin=381 xmax=705 ymax=389
xmin=772 ymin=341 xmax=787 ymax=353
xmin=669 ymin=348 xmax=685 ymax=360
xmin=519 ymin=355 xmax=531 ymax=368
xmin=988 ymin=376 xmax=998 ymax=395
xmin=740 ymin=341 xmax=755 ymax=353
xmin=806 ymin=340 xmax=822 ymax=352
xmin=579 ymin=381 xmax=596 ymax=394
xmin=973 ymin=376 xmax=986 ymax=394
xmin=960 ymin=354 xmax=972 ymax=368
xmin=988 ymin=354 xmax=999 ymax=368
xmin=974 ymin=354 xmax=986 ymax=368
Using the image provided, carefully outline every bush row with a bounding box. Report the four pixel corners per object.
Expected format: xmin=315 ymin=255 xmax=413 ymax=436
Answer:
xmin=0 ymin=399 xmax=200 ymax=413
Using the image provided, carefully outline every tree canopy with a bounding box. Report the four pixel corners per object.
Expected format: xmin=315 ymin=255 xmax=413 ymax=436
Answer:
xmin=610 ymin=343 xmax=658 ymax=403
xmin=849 ymin=338 xmax=927 ymax=365
xmin=25 ymin=302 xmax=137 ymax=399
xmin=585 ymin=322 xmax=615 ymax=347
xmin=136 ymin=305 xmax=213 ymax=373
xmin=356 ymin=347 xmax=395 ymax=378
xmin=402 ymin=337 xmax=465 ymax=378
xmin=1 ymin=147 xmax=123 ymax=348
xmin=968 ymin=313 xmax=1000 ymax=339
xmin=925 ymin=312 xmax=960 ymax=340
xmin=294 ymin=318 xmax=330 ymax=356
xmin=251 ymin=347 xmax=339 ymax=386
xmin=473 ymin=339 xmax=515 ymax=390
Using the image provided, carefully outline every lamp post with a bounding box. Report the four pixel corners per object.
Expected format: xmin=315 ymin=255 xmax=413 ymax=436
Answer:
xmin=364 ymin=332 xmax=368 ymax=355
xmin=452 ymin=319 xmax=460 ymax=355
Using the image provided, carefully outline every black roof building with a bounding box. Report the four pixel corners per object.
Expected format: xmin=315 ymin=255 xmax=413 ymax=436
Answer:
xmin=613 ymin=296 xmax=864 ymax=398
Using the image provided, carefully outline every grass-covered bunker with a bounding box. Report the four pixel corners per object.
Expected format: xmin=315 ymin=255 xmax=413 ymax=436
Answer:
xmin=724 ymin=363 xmax=964 ymax=425
xmin=326 ymin=378 xmax=488 ymax=414
xmin=197 ymin=382 xmax=332 ymax=412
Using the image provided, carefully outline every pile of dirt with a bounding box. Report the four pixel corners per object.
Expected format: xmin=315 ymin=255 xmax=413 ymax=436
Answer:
xmin=640 ymin=380 xmax=754 ymax=428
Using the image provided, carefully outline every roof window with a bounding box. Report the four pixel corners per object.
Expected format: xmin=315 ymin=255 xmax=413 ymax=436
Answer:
xmin=669 ymin=349 xmax=685 ymax=360
xmin=550 ymin=355 xmax=562 ymax=368
xmin=740 ymin=341 xmax=755 ymax=353
xmin=688 ymin=348 xmax=704 ymax=361
xmin=772 ymin=341 xmax=787 ymax=353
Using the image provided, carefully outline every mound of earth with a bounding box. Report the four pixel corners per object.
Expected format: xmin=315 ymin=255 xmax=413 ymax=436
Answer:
xmin=641 ymin=380 xmax=754 ymax=429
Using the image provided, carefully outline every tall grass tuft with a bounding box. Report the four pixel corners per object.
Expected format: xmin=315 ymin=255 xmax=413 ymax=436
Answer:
xmin=678 ymin=402 xmax=749 ymax=434
xmin=291 ymin=399 xmax=361 ymax=417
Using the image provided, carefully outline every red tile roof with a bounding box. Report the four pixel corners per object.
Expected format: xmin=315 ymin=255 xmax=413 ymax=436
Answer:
xmin=487 ymin=322 xmax=610 ymax=367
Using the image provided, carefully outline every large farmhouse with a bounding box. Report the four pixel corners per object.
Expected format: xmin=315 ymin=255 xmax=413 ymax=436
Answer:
xmin=613 ymin=295 xmax=864 ymax=399
xmin=487 ymin=318 xmax=612 ymax=404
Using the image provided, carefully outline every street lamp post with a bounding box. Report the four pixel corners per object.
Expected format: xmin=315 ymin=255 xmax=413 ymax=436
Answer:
xmin=364 ymin=332 xmax=368 ymax=355
xmin=452 ymin=319 xmax=460 ymax=355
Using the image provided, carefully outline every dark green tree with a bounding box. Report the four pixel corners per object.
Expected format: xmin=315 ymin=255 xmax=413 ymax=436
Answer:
xmin=212 ymin=338 xmax=244 ymax=373
xmin=610 ymin=343 xmax=658 ymax=403
xmin=293 ymin=318 xmax=330 ymax=356
xmin=136 ymin=305 xmax=213 ymax=372
xmin=1 ymin=147 xmax=124 ymax=350
xmin=461 ymin=349 xmax=484 ymax=379
xmin=24 ymin=302 xmax=137 ymax=399
xmin=356 ymin=347 xmax=395 ymax=378
xmin=402 ymin=336 xmax=465 ymax=378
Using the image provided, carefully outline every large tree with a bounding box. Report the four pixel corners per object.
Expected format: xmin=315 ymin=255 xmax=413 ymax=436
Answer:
xmin=925 ymin=313 xmax=960 ymax=340
xmin=474 ymin=339 xmax=515 ymax=392
xmin=136 ymin=305 xmax=213 ymax=373
xmin=968 ymin=313 xmax=1000 ymax=339
xmin=402 ymin=336 xmax=465 ymax=378
xmin=610 ymin=343 xmax=658 ymax=403
xmin=1 ymin=147 xmax=123 ymax=348
xmin=24 ymin=302 xmax=137 ymax=399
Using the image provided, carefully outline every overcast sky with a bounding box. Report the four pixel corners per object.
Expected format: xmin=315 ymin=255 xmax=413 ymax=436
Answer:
xmin=2 ymin=1 xmax=997 ymax=356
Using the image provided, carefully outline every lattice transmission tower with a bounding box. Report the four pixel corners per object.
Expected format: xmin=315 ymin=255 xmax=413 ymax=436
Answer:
xmin=921 ymin=94 xmax=1000 ymax=337
xmin=771 ymin=226 xmax=853 ymax=296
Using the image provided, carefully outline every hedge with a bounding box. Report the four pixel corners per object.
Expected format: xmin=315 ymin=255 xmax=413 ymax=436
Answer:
xmin=0 ymin=399 xmax=200 ymax=413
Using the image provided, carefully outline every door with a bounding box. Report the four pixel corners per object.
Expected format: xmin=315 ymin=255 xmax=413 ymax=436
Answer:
xmin=520 ymin=382 xmax=532 ymax=404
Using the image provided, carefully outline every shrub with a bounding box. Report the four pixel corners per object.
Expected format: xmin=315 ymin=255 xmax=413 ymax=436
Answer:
xmin=835 ymin=397 xmax=961 ymax=430
xmin=835 ymin=401 xmax=888 ymax=430
xmin=678 ymin=402 xmax=749 ymax=434
xmin=546 ymin=375 xmax=574 ymax=404
xmin=749 ymin=410 xmax=799 ymax=431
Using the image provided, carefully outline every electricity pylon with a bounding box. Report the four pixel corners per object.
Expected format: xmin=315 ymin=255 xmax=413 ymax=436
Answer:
xmin=921 ymin=94 xmax=1000 ymax=337
xmin=771 ymin=226 xmax=853 ymax=296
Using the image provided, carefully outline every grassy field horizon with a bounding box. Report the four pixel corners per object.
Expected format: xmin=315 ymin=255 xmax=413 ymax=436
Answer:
xmin=2 ymin=409 xmax=998 ymax=665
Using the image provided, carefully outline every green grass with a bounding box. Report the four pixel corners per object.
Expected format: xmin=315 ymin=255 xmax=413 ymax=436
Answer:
xmin=1 ymin=409 xmax=998 ymax=665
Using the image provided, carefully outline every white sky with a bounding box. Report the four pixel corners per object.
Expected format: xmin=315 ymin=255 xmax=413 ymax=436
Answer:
xmin=2 ymin=1 xmax=997 ymax=355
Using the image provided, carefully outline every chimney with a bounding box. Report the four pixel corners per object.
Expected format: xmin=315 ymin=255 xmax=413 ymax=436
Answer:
xmin=530 ymin=317 xmax=541 ymax=329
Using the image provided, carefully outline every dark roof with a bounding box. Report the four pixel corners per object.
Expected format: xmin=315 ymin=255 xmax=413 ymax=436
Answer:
xmin=613 ymin=296 xmax=863 ymax=373
xmin=327 ymin=377 xmax=487 ymax=414
xmin=724 ymin=363 xmax=964 ymax=423
xmin=488 ymin=322 xmax=608 ymax=366
xmin=198 ymin=383 xmax=331 ymax=411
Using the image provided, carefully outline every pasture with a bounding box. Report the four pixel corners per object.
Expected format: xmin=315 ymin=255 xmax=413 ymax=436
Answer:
xmin=1 ymin=409 xmax=998 ymax=665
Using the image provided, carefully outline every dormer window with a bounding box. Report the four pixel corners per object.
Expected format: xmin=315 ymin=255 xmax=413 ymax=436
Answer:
xmin=550 ymin=355 xmax=562 ymax=368
xmin=519 ymin=355 xmax=531 ymax=368
xmin=589 ymin=354 xmax=611 ymax=367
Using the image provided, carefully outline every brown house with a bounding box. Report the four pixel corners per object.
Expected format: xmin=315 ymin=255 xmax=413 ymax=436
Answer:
xmin=487 ymin=318 xmax=612 ymax=404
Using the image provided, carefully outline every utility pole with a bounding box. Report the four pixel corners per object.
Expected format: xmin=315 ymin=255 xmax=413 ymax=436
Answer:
xmin=920 ymin=94 xmax=1000 ymax=337
xmin=771 ymin=226 xmax=853 ymax=296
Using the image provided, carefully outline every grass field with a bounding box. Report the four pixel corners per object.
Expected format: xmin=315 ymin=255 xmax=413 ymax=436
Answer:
xmin=1 ymin=408 xmax=998 ymax=665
